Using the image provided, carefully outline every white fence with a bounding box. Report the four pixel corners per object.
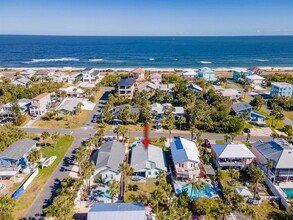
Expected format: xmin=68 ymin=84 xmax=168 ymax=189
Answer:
xmin=23 ymin=168 xmax=39 ymax=189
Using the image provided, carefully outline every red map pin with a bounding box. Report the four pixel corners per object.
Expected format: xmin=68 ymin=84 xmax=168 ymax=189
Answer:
xmin=143 ymin=122 xmax=150 ymax=148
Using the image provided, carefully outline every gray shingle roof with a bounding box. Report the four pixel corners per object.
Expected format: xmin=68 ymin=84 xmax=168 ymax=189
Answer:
xmin=131 ymin=143 xmax=167 ymax=172
xmin=112 ymin=104 xmax=140 ymax=119
xmin=0 ymin=139 xmax=37 ymax=160
xmin=231 ymin=102 xmax=252 ymax=113
xmin=118 ymin=78 xmax=134 ymax=87
xmin=253 ymin=138 xmax=293 ymax=169
xmin=95 ymin=141 xmax=125 ymax=173
xmin=88 ymin=203 xmax=145 ymax=220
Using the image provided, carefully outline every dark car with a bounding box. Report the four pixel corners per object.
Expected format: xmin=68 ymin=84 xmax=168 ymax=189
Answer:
xmin=204 ymin=139 xmax=211 ymax=148
xmin=243 ymin=128 xmax=251 ymax=133
xmin=91 ymin=118 xmax=98 ymax=123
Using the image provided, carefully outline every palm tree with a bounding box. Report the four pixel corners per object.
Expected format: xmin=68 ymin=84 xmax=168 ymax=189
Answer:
xmin=0 ymin=194 xmax=15 ymax=220
xmin=63 ymin=110 xmax=70 ymax=121
xmin=76 ymin=102 xmax=84 ymax=115
xmin=107 ymin=180 xmax=120 ymax=203
xmin=159 ymin=136 xmax=167 ymax=148
xmin=246 ymin=133 xmax=251 ymax=143
xmin=41 ymin=131 xmax=50 ymax=147
xmin=270 ymin=132 xmax=279 ymax=140
xmin=265 ymin=159 xmax=273 ymax=176
xmin=74 ymin=146 xmax=89 ymax=176
xmin=188 ymin=179 xmax=208 ymax=198
xmin=224 ymin=134 xmax=231 ymax=143
xmin=248 ymin=165 xmax=265 ymax=200
xmin=119 ymin=162 xmax=133 ymax=195
xmin=215 ymin=168 xmax=223 ymax=180
xmin=190 ymin=127 xmax=197 ymax=141
xmin=27 ymin=149 xmax=42 ymax=168
xmin=228 ymin=169 xmax=240 ymax=185
xmin=151 ymin=188 xmax=164 ymax=215
xmin=230 ymin=133 xmax=237 ymax=142
xmin=177 ymin=116 xmax=186 ymax=130
xmin=51 ymin=132 xmax=60 ymax=148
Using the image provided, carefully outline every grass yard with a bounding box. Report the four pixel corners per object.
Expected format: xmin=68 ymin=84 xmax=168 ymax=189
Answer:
xmin=33 ymin=110 xmax=91 ymax=129
xmin=215 ymin=140 xmax=226 ymax=144
xmin=149 ymin=137 xmax=165 ymax=148
xmin=13 ymin=135 xmax=75 ymax=219
xmin=125 ymin=122 xmax=155 ymax=132
xmin=252 ymin=200 xmax=288 ymax=220
xmin=94 ymin=88 xmax=105 ymax=102
xmin=258 ymin=108 xmax=285 ymax=130
xmin=124 ymin=181 xmax=157 ymax=203
xmin=284 ymin=111 xmax=293 ymax=121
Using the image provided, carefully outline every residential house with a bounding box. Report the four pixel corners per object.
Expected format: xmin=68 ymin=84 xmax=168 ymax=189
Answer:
xmin=211 ymin=142 xmax=255 ymax=169
xmin=170 ymin=137 xmax=201 ymax=180
xmin=0 ymin=139 xmax=37 ymax=178
xmin=252 ymin=138 xmax=293 ymax=182
xmin=0 ymin=99 xmax=31 ymax=117
xmin=235 ymin=186 xmax=253 ymax=198
xmin=247 ymin=67 xmax=263 ymax=75
xmin=137 ymin=81 xmax=156 ymax=92
xmin=233 ymin=69 xmax=248 ymax=82
xmin=245 ymin=75 xmax=265 ymax=88
xmin=29 ymin=93 xmax=51 ymax=116
xmin=87 ymin=203 xmax=146 ymax=220
xmin=156 ymin=83 xmax=175 ymax=92
xmin=231 ymin=102 xmax=265 ymax=123
xmin=270 ymin=82 xmax=293 ymax=98
xmin=117 ymin=78 xmax=135 ymax=98
xmin=12 ymin=77 xmax=30 ymax=88
xmin=56 ymin=98 xmax=82 ymax=115
xmin=150 ymin=103 xmax=184 ymax=118
xmin=220 ymin=89 xmax=242 ymax=100
xmin=20 ymin=69 xmax=35 ymax=78
xmin=150 ymin=73 xmax=162 ymax=84
xmin=198 ymin=67 xmax=217 ymax=83
xmin=130 ymin=142 xmax=167 ymax=178
xmin=59 ymin=86 xmax=85 ymax=97
xmin=111 ymin=104 xmax=140 ymax=120
xmin=92 ymin=141 xmax=125 ymax=183
xmin=82 ymin=67 xmax=100 ymax=84
xmin=181 ymin=70 xmax=198 ymax=80
xmin=35 ymin=70 xmax=54 ymax=78
xmin=68 ymin=72 xmax=82 ymax=84
xmin=51 ymin=73 xmax=69 ymax=83
xmin=186 ymin=84 xmax=203 ymax=92
xmin=132 ymin=68 xmax=145 ymax=83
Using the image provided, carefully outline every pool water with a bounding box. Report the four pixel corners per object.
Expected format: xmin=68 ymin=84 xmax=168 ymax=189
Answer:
xmin=282 ymin=188 xmax=293 ymax=199
xmin=176 ymin=184 xmax=214 ymax=199
xmin=104 ymin=185 xmax=111 ymax=198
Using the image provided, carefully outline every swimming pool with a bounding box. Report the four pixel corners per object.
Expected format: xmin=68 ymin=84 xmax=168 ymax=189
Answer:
xmin=104 ymin=185 xmax=111 ymax=198
xmin=175 ymin=183 xmax=215 ymax=199
xmin=282 ymin=188 xmax=293 ymax=199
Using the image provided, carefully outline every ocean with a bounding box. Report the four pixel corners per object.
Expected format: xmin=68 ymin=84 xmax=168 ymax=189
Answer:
xmin=0 ymin=35 xmax=293 ymax=69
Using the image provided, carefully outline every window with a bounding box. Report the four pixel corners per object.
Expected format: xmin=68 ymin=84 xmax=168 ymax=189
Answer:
xmin=148 ymin=171 xmax=152 ymax=175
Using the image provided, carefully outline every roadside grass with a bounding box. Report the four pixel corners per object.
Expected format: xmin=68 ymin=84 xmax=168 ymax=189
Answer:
xmin=124 ymin=181 xmax=157 ymax=203
xmin=252 ymin=200 xmax=288 ymax=220
xmin=13 ymin=135 xmax=75 ymax=219
xmin=232 ymin=81 xmax=245 ymax=89
xmin=19 ymin=114 xmax=31 ymax=127
xmin=149 ymin=137 xmax=165 ymax=148
xmin=126 ymin=122 xmax=155 ymax=132
xmin=129 ymin=137 xmax=136 ymax=145
xmin=94 ymin=88 xmax=105 ymax=103
xmin=258 ymin=108 xmax=285 ymax=130
xmin=95 ymin=123 xmax=112 ymax=131
xmin=215 ymin=140 xmax=226 ymax=144
xmin=284 ymin=111 xmax=293 ymax=121
xmin=33 ymin=110 xmax=91 ymax=129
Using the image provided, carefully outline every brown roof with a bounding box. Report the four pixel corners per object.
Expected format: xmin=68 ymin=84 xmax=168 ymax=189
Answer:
xmin=132 ymin=68 xmax=145 ymax=74
xmin=33 ymin=93 xmax=50 ymax=100
xmin=248 ymin=67 xmax=261 ymax=72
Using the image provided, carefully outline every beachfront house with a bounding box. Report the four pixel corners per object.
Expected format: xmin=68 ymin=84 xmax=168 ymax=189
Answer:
xmin=12 ymin=77 xmax=31 ymax=88
xmin=247 ymin=67 xmax=263 ymax=75
xmin=0 ymin=99 xmax=31 ymax=117
xmin=87 ymin=203 xmax=146 ymax=220
xmin=270 ymin=82 xmax=293 ymax=98
xmin=211 ymin=142 xmax=255 ymax=169
xmin=170 ymin=137 xmax=201 ymax=180
xmin=231 ymin=102 xmax=265 ymax=123
xmin=233 ymin=69 xmax=248 ymax=82
xmin=198 ymin=67 xmax=217 ymax=83
xmin=137 ymin=81 xmax=157 ymax=92
xmin=0 ymin=139 xmax=37 ymax=178
xmin=35 ymin=70 xmax=55 ymax=78
xmin=132 ymin=68 xmax=145 ymax=83
xmin=29 ymin=93 xmax=51 ymax=116
xmin=20 ymin=69 xmax=35 ymax=78
xmin=186 ymin=84 xmax=203 ymax=92
xmin=150 ymin=103 xmax=184 ymax=118
xmin=181 ymin=70 xmax=198 ymax=80
xmin=130 ymin=142 xmax=167 ymax=178
xmin=92 ymin=141 xmax=125 ymax=183
xmin=245 ymin=75 xmax=265 ymax=88
xmin=117 ymin=78 xmax=135 ymax=99
xmin=252 ymin=138 xmax=293 ymax=183
xmin=220 ymin=89 xmax=242 ymax=100
xmin=82 ymin=67 xmax=100 ymax=84
xmin=150 ymin=73 xmax=162 ymax=84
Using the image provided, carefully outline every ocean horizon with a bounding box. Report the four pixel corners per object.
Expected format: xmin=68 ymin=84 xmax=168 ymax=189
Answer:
xmin=1 ymin=35 xmax=293 ymax=69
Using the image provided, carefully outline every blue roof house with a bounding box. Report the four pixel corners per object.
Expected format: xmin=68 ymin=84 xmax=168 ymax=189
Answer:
xmin=198 ymin=67 xmax=217 ymax=84
xmin=233 ymin=69 xmax=249 ymax=82
xmin=0 ymin=139 xmax=37 ymax=178
xmin=231 ymin=102 xmax=265 ymax=123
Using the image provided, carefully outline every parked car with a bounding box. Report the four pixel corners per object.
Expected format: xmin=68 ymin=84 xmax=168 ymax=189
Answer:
xmin=91 ymin=118 xmax=98 ymax=123
xmin=243 ymin=128 xmax=251 ymax=133
xmin=204 ymin=139 xmax=211 ymax=148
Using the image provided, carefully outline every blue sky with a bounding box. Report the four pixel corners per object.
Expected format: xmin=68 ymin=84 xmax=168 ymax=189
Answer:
xmin=0 ymin=0 xmax=292 ymax=36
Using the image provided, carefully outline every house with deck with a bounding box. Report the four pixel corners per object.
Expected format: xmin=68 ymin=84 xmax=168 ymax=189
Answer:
xmin=0 ymin=99 xmax=31 ymax=117
xmin=117 ymin=78 xmax=135 ymax=99
xmin=181 ymin=70 xmax=198 ymax=80
xmin=270 ymin=82 xmax=293 ymax=98
xmin=247 ymin=67 xmax=263 ymax=75
xmin=131 ymin=142 xmax=167 ymax=178
xmin=245 ymin=75 xmax=265 ymax=88
xmin=0 ymin=139 xmax=37 ymax=178
xmin=29 ymin=93 xmax=51 ymax=116
xmin=12 ymin=77 xmax=31 ymax=88
xmin=150 ymin=103 xmax=184 ymax=118
xmin=137 ymin=81 xmax=157 ymax=92
xmin=82 ymin=67 xmax=100 ymax=84
xmin=92 ymin=141 xmax=125 ymax=183
xmin=198 ymin=67 xmax=217 ymax=83
xmin=252 ymin=138 xmax=293 ymax=183
xmin=211 ymin=142 xmax=255 ymax=169
xmin=170 ymin=137 xmax=201 ymax=180
xmin=231 ymin=102 xmax=265 ymax=123
xmin=132 ymin=68 xmax=145 ymax=83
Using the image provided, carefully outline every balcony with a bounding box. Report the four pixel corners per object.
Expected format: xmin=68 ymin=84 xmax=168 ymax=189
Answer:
xmin=0 ymin=165 xmax=20 ymax=176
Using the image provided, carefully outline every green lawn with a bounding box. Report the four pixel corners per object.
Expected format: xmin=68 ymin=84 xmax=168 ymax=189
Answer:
xmin=284 ymin=111 xmax=293 ymax=121
xmin=258 ymin=108 xmax=285 ymax=130
xmin=124 ymin=181 xmax=157 ymax=203
xmin=13 ymin=135 xmax=75 ymax=219
xmin=149 ymin=137 xmax=165 ymax=148
xmin=215 ymin=140 xmax=226 ymax=144
xmin=252 ymin=200 xmax=288 ymax=220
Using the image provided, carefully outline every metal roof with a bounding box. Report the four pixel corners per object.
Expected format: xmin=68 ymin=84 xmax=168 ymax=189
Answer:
xmin=118 ymin=78 xmax=135 ymax=86
xmin=0 ymin=139 xmax=37 ymax=160
xmin=231 ymin=102 xmax=252 ymax=113
xmin=94 ymin=141 xmax=125 ymax=173
xmin=212 ymin=143 xmax=255 ymax=159
xmin=170 ymin=137 xmax=200 ymax=163
xmin=130 ymin=143 xmax=167 ymax=172
xmin=88 ymin=203 xmax=145 ymax=220
xmin=202 ymin=164 xmax=216 ymax=175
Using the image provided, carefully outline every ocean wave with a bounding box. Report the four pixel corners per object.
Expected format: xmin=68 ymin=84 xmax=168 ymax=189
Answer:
xmin=149 ymin=58 xmax=156 ymax=61
xmin=198 ymin=61 xmax=212 ymax=64
xmin=24 ymin=58 xmax=79 ymax=64
xmin=89 ymin=58 xmax=104 ymax=62
xmin=255 ymin=59 xmax=269 ymax=62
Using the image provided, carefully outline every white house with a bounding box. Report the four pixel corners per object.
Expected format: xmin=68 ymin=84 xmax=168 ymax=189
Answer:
xmin=29 ymin=93 xmax=51 ymax=116
xmin=219 ymin=89 xmax=242 ymax=100
xmin=0 ymin=99 xmax=31 ymax=117
xmin=150 ymin=103 xmax=184 ymax=118
xmin=131 ymin=142 xmax=167 ymax=178
xmin=82 ymin=67 xmax=100 ymax=84
xmin=92 ymin=141 xmax=125 ymax=183
xmin=181 ymin=70 xmax=198 ymax=80
xmin=170 ymin=137 xmax=201 ymax=180
xmin=59 ymin=86 xmax=85 ymax=97
xmin=150 ymin=73 xmax=162 ymax=84
xmin=245 ymin=75 xmax=265 ymax=87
